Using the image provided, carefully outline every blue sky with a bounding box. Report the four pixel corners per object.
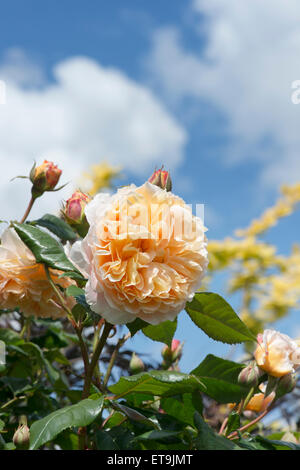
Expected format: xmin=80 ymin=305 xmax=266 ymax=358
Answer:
xmin=1 ymin=0 xmax=300 ymax=371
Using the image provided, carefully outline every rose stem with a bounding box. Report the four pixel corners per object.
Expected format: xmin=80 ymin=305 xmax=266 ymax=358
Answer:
xmin=20 ymin=196 xmax=35 ymax=224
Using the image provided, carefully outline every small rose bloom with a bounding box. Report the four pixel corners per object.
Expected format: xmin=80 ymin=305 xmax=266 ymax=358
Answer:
xmin=254 ymin=329 xmax=300 ymax=378
xmin=67 ymin=182 xmax=208 ymax=325
xmin=229 ymin=384 xmax=275 ymax=414
xmin=0 ymin=228 xmax=75 ymax=318
xmin=245 ymin=386 xmax=275 ymax=413
xmin=31 ymin=160 xmax=62 ymax=194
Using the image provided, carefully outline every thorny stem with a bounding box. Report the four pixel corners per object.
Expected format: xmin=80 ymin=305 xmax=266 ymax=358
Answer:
xmin=103 ymin=332 xmax=131 ymax=388
xmin=20 ymin=196 xmax=35 ymax=224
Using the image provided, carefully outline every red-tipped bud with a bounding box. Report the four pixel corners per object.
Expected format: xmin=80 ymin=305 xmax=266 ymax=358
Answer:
xmin=129 ymin=352 xmax=145 ymax=374
xmin=13 ymin=416 xmax=30 ymax=450
xmin=63 ymin=191 xmax=90 ymax=224
xmin=148 ymin=167 xmax=172 ymax=192
xmin=161 ymin=339 xmax=183 ymax=365
xmin=62 ymin=191 xmax=91 ymax=237
xmin=238 ymin=361 xmax=263 ymax=388
xmin=30 ymin=160 xmax=62 ymax=197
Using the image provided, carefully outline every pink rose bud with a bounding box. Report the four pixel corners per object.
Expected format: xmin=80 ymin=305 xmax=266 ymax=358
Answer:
xmin=148 ymin=167 xmax=172 ymax=192
xmin=30 ymin=160 xmax=62 ymax=197
xmin=129 ymin=352 xmax=145 ymax=374
xmin=64 ymin=191 xmax=91 ymax=224
xmin=161 ymin=339 xmax=183 ymax=364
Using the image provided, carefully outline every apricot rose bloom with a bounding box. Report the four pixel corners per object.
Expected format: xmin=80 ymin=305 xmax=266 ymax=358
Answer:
xmin=254 ymin=329 xmax=300 ymax=378
xmin=68 ymin=182 xmax=208 ymax=325
xmin=0 ymin=228 xmax=75 ymax=318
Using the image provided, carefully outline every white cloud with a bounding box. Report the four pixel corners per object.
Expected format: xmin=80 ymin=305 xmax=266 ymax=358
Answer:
xmin=146 ymin=0 xmax=300 ymax=186
xmin=0 ymin=50 xmax=186 ymax=222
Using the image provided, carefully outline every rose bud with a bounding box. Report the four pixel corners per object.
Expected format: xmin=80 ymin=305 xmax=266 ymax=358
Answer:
xmin=162 ymin=339 xmax=183 ymax=365
xmin=238 ymin=361 xmax=263 ymax=388
xmin=276 ymin=372 xmax=297 ymax=397
xmin=63 ymin=191 xmax=90 ymax=224
xmin=30 ymin=160 xmax=62 ymax=197
xmin=62 ymin=191 xmax=91 ymax=238
xmin=129 ymin=352 xmax=145 ymax=374
xmin=13 ymin=417 xmax=30 ymax=450
xmin=148 ymin=167 xmax=172 ymax=192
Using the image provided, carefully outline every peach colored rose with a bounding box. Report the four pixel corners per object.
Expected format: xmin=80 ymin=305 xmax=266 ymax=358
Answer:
xmin=229 ymin=384 xmax=275 ymax=413
xmin=67 ymin=182 xmax=208 ymax=325
xmin=254 ymin=329 xmax=300 ymax=378
xmin=244 ymin=389 xmax=275 ymax=413
xmin=0 ymin=228 xmax=75 ymax=318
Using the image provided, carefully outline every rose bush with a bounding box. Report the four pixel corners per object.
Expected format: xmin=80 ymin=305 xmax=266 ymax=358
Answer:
xmin=0 ymin=161 xmax=299 ymax=451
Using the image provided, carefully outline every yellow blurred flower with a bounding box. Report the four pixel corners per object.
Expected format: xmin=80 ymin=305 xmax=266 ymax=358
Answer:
xmin=81 ymin=161 xmax=121 ymax=196
xmin=0 ymin=228 xmax=75 ymax=319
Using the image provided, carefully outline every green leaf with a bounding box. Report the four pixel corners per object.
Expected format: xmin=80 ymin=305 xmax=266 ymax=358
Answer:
xmin=0 ymin=328 xmax=22 ymax=345
xmin=111 ymin=403 xmax=160 ymax=429
xmin=225 ymin=411 xmax=241 ymax=436
xmin=142 ymin=319 xmax=177 ymax=347
xmin=66 ymin=285 xmax=85 ymax=297
xmin=32 ymin=214 xmax=77 ymax=242
xmin=126 ymin=318 xmax=149 ymax=337
xmin=96 ymin=430 xmax=119 ymax=450
xmin=12 ymin=223 xmax=81 ymax=274
xmin=29 ymin=397 xmax=104 ymax=450
xmin=191 ymin=354 xmax=247 ymax=403
xmin=134 ymin=430 xmax=181 ymax=443
xmin=193 ymin=412 xmax=242 ymax=450
xmin=19 ymin=342 xmax=60 ymax=385
xmin=161 ymin=394 xmax=198 ymax=426
xmin=109 ymin=371 xmax=205 ymax=398
xmin=185 ymin=292 xmax=256 ymax=344
xmin=255 ymin=435 xmax=300 ymax=451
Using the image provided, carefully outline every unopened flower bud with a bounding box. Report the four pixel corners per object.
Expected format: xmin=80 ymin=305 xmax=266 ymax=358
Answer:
xmin=161 ymin=339 xmax=183 ymax=365
xmin=62 ymin=191 xmax=91 ymax=237
xmin=277 ymin=373 xmax=297 ymax=397
xmin=129 ymin=352 xmax=145 ymax=374
xmin=148 ymin=167 xmax=172 ymax=192
xmin=30 ymin=160 xmax=62 ymax=197
xmin=63 ymin=191 xmax=90 ymax=222
xmin=13 ymin=416 xmax=30 ymax=450
xmin=238 ymin=361 xmax=262 ymax=388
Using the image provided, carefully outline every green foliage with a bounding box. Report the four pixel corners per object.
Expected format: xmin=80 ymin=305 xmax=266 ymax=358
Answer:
xmin=32 ymin=214 xmax=78 ymax=242
xmin=29 ymin=397 xmax=104 ymax=449
xmin=186 ymin=292 xmax=256 ymax=344
xmin=191 ymin=354 xmax=248 ymax=403
xmin=109 ymin=371 xmax=205 ymax=398
xmin=12 ymin=222 xmax=81 ymax=274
